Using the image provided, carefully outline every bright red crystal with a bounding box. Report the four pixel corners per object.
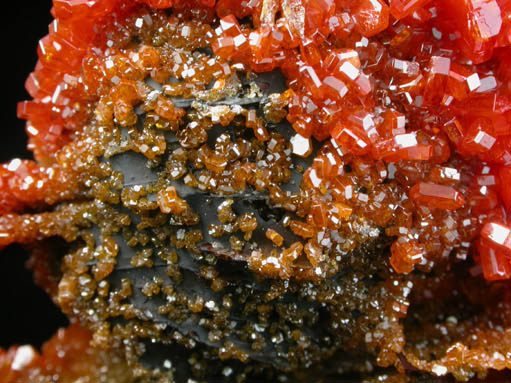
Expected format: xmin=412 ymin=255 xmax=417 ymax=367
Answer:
xmin=441 ymin=0 xmax=502 ymax=63
xmin=372 ymin=133 xmax=433 ymax=162
xmin=409 ymin=182 xmax=465 ymax=210
xmin=331 ymin=121 xmax=371 ymax=155
xmin=390 ymin=237 xmax=425 ymax=274
xmin=499 ymin=166 xmax=511 ymax=210
xmin=390 ymin=0 xmax=433 ymax=20
xmin=481 ymin=222 xmax=511 ymax=254
xmin=350 ymin=0 xmax=390 ymax=37
xmin=476 ymin=237 xmax=511 ymax=280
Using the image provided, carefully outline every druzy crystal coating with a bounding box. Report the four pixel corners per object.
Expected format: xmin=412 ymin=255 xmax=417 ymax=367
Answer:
xmin=1 ymin=0 xmax=511 ymax=382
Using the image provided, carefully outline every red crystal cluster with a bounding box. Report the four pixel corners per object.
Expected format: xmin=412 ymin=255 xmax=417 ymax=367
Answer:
xmin=9 ymin=3 xmax=511 ymax=280
xmin=209 ymin=0 xmax=511 ymax=281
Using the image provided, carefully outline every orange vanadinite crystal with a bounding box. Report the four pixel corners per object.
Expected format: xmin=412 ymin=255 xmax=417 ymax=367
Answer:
xmin=157 ymin=186 xmax=189 ymax=214
xmin=499 ymin=166 xmax=511 ymax=210
xmin=390 ymin=0 xmax=433 ymax=20
xmin=481 ymin=222 xmax=511 ymax=254
xmin=440 ymin=0 xmax=502 ymax=63
xmin=350 ymin=0 xmax=390 ymax=37
xmin=0 ymin=324 xmax=133 ymax=383
xmin=476 ymin=236 xmax=511 ymax=280
xmin=409 ymin=182 xmax=465 ymax=210
xmin=266 ymin=228 xmax=285 ymax=246
xmin=390 ymin=237 xmax=425 ymax=274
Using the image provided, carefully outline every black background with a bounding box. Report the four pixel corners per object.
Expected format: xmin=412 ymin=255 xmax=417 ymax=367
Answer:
xmin=1 ymin=1 xmax=69 ymax=349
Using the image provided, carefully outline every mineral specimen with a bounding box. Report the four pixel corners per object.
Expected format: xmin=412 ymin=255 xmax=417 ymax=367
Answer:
xmin=1 ymin=0 xmax=511 ymax=382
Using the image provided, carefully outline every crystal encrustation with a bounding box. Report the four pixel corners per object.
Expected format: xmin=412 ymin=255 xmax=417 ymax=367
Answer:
xmin=2 ymin=0 xmax=511 ymax=382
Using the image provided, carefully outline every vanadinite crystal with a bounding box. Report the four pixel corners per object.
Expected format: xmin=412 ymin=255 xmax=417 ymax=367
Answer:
xmin=0 ymin=324 xmax=133 ymax=383
xmin=2 ymin=0 xmax=511 ymax=382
